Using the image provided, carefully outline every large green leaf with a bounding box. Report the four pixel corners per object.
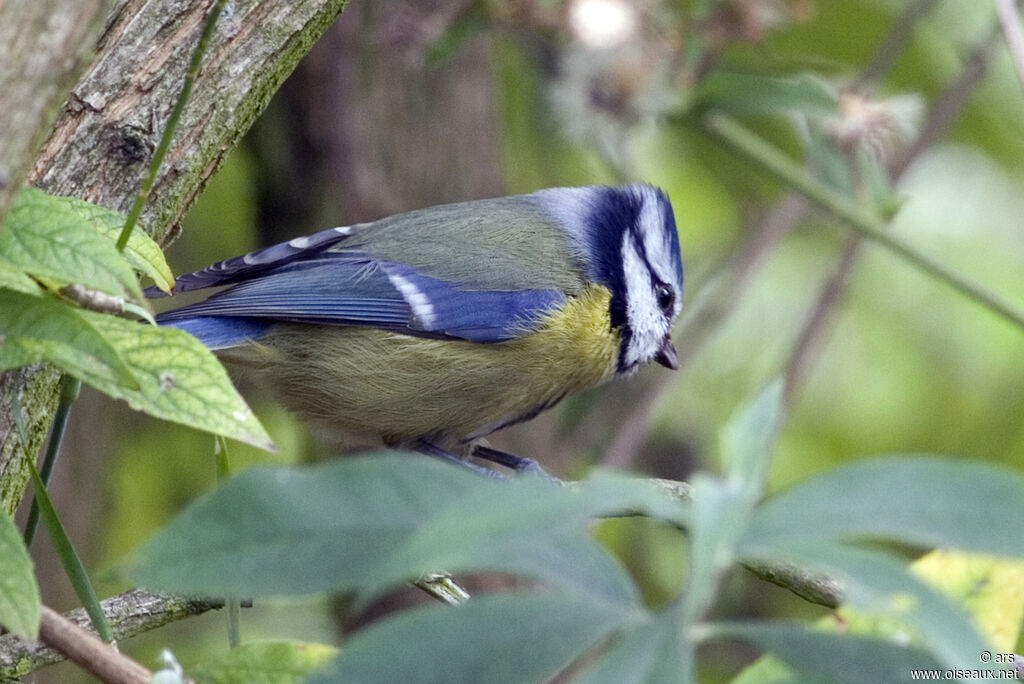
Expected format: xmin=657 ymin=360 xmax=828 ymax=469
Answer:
xmin=574 ymin=608 xmax=692 ymax=684
xmin=47 ymin=191 xmax=175 ymax=293
xmin=0 ymin=187 xmax=145 ymax=302
xmin=0 ymin=510 xmax=40 ymax=639
xmin=743 ymin=457 xmax=1024 ymax=557
xmin=125 ymin=455 xmax=681 ymax=602
xmin=0 ymin=260 xmax=42 ymax=296
xmin=308 ymin=593 xmax=639 ymax=684
xmin=81 ymin=311 xmax=273 ymax=450
xmin=719 ymin=378 xmax=786 ymax=493
xmin=0 ymin=290 xmax=137 ymax=388
xmin=190 ymin=641 xmax=337 ymax=684
xmin=709 ymin=621 xmax=947 ymax=684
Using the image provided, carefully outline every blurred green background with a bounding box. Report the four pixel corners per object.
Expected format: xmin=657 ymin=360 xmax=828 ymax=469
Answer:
xmin=26 ymin=0 xmax=1024 ymax=680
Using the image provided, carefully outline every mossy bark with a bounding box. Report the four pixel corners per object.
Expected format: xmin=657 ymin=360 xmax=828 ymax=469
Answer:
xmin=0 ymin=0 xmax=349 ymax=515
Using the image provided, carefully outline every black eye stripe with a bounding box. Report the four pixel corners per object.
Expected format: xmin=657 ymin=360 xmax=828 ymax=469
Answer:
xmin=626 ymin=229 xmax=674 ymax=312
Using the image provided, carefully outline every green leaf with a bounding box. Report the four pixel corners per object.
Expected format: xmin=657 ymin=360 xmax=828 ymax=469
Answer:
xmin=708 ymin=621 xmax=946 ymax=684
xmin=0 ymin=510 xmax=40 ymax=639
xmin=308 ymin=593 xmax=638 ymax=684
xmin=742 ymin=543 xmax=987 ymax=671
xmin=0 ymin=290 xmax=137 ymax=388
xmin=80 ymin=311 xmax=274 ymax=450
xmin=0 ymin=260 xmax=42 ymax=296
xmin=574 ymin=608 xmax=692 ymax=684
xmin=370 ymin=469 xmax=685 ymax=603
xmin=682 ymin=474 xmax=751 ymax=622
xmin=805 ymin=125 xmax=852 ymax=195
xmin=743 ymin=456 xmax=1024 ymax=557
xmin=125 ymin=455 xmax=681 ymax=602
xmin=190 ymin=641 xmax=337 ymax=684
xmin=48 ymin=192 xmax=175 ymax=293
xmin=729 ymin=654 xmax=802 ymax=684
xmin=719 ymin=378 xmax=786 ymax=492
xmin=0 ymin=187 xmax=145 ymax=302
xmin=698 ymin=72 xmax=837 ymax=116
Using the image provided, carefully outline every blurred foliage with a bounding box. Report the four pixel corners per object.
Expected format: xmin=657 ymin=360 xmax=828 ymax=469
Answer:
xmin=23 ymin=0 xmax=1024 ymax=681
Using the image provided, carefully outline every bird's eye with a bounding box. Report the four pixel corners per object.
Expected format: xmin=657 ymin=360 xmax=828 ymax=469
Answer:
xmin=655 ymin=284 xmax=674 ymax=312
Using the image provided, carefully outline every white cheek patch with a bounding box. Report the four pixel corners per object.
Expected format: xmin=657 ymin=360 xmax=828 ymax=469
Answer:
xmin=621 ymin=234 xmax=669 ymax=368
xmin=388 ymin=272 xmax=437 ymax=327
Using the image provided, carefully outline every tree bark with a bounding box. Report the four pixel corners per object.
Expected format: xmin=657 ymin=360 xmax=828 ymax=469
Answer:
xmin=0 ymin=0 xmax=111 ymax=219
xmin=0 ymin=0 xmax=114 ymax=516
xmin=0 ymin=0 xmax=349 ymax=514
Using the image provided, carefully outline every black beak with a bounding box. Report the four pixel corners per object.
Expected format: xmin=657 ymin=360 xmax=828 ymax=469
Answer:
xmin=654 ymin=335 xmax=679 ymax=370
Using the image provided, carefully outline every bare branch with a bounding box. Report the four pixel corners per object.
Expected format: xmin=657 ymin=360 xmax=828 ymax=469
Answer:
xmin=35 ymin=605 xmax=152 ymax=684
xmin=0 ymin=589 xmax=222 ymax=681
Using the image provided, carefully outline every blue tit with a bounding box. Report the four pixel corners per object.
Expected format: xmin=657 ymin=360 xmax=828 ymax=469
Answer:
xmin=151 ymin=183 xmax=683 ymax=474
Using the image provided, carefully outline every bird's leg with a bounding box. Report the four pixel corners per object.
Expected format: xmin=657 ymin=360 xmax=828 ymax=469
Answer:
xmin=411 ymin=440 xmax=506 ymax=480
xmin=471 ymin=445 xmax=562 ymax=484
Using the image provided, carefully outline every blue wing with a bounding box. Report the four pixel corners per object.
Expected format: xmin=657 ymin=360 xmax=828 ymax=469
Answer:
xmin=154 ymin=241 xmax=564 ymax=349
xmin=147 ymin=225 xmax=355 ymax=297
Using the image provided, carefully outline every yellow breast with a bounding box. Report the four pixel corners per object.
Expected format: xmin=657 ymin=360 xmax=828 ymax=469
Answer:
xmin=226 ymin=284 xmax=621 ymax=447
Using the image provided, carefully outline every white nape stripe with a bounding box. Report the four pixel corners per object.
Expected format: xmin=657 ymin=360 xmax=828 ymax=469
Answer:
xmin=620 ymin=232 xmax=665 ymax=369
xmin=635 ymin=187 xmax=670 ymax=277
xmin=333 ymin=225 xmax=353 ymax=235
xmin=387 ymin=272 xmax=436 ymax=327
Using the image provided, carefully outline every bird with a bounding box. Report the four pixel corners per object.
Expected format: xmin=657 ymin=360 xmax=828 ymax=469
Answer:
xmin=151 ymin=183 xmax=683 ymax=476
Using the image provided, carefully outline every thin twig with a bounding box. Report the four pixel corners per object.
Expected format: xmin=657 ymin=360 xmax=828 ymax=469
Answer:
xmin=854 ymin=0 xmax=940 ymax=90
xmin=783 ymin=236 xmax=864 ymax=404
xmin=35 ymin=606 xmax=152 ymax=684
xmin=705 ymin=112 xmax=1024 ymax=333
xmin=784 ymin=15 xmax=1006 ymax=403
xmin=0 ymin=590 xmax=224 ymax=680
xmin=995 ymin=0 xmax=1024 ymax=93
xmin=742 ymin=559 xmax=844 ymax=608
xmin=892 ymin=19 xmax=1001 ymax=176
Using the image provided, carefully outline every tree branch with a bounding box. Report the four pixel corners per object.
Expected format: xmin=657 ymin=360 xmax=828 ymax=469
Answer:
xmin=0 ymin=589 xmax=223 ymax=681
xmin=0 ymin=0 xmax=114 ymax=517
xmin=0 ymin=0 xmax=350 ymax=516
xmin=34 ymin=605 xmax=152 ymax=684
xmin=0 ymin=0 xmax=112 ymax=220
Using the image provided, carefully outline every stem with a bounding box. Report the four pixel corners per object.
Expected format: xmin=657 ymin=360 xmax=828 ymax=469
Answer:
xmin=114 ymin=0 xmax=227 ymax=252
xmin=704 ymin=112 xmax=1024 ymax=333
xmin=215 ymin=436 xmax=241 ymax=648
xmin=23 ymin=375 xmax=80 ymax=548
xmin=27 ymin=461 xmax=113 ymax=643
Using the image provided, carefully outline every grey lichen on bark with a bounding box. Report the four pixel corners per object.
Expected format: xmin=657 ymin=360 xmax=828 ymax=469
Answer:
xmin=0 ymin=0 xmax=349 ymax=514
